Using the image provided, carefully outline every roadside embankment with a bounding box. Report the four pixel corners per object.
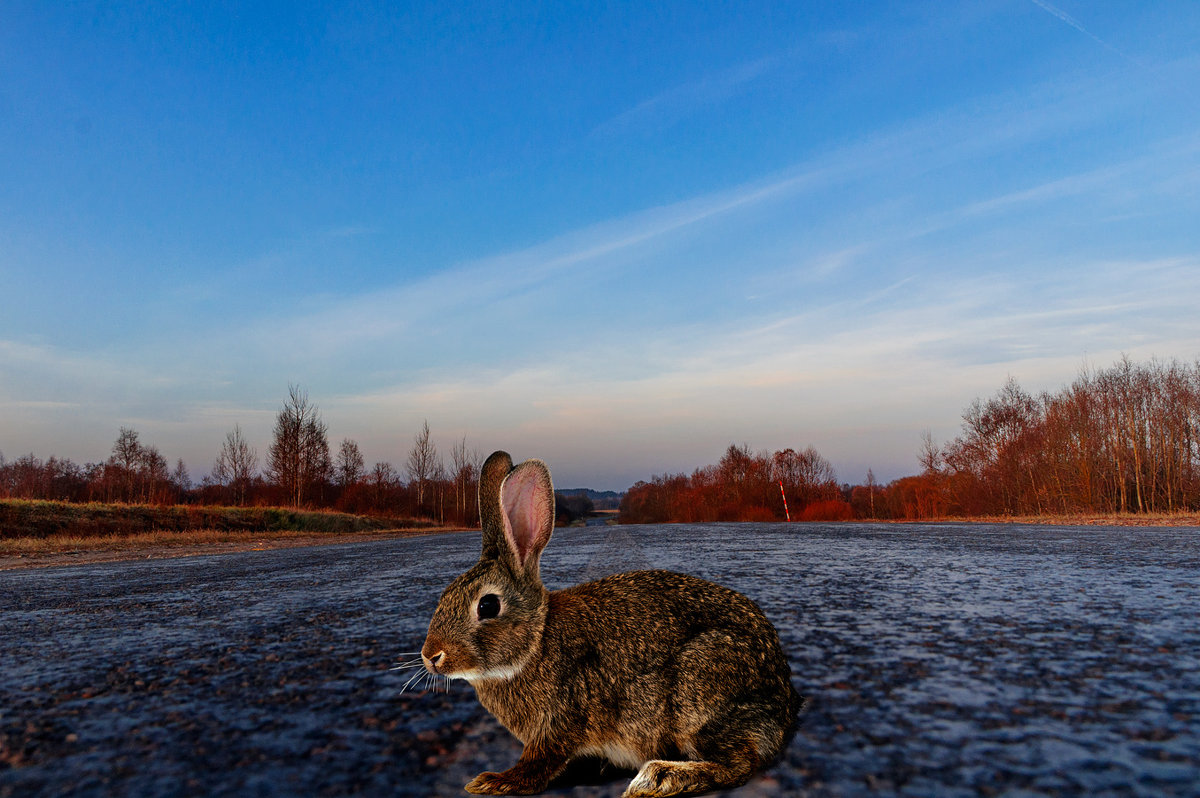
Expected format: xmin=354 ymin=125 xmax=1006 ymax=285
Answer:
xmin=0 ymin=499 xmax=457 ymax=567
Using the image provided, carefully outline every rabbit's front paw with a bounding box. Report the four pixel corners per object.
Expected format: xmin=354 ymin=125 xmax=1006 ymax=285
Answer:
xmin=624 ymin=759 xmax=716 ymax=798
xmin=464 ymin=772 xmax=506 ymax=794
xmin=624 ymin=760 xmax=680 ymax=798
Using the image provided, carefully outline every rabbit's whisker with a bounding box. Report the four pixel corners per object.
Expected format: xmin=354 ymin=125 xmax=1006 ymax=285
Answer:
xmin=389 ymin=655 xmax=425 ymax=670
xmin=400 ymin=668 xmax=427 ymax=693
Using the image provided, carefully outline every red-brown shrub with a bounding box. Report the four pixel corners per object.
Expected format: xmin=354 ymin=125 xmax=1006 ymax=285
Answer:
xmin=740 ymin=506 xmax=778 ymax=523
xmin=799 ymin=499 xmax=855 ymax=521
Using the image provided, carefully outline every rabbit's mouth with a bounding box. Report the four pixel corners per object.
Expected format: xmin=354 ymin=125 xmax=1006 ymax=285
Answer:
xmin=419 ymin=646 xmax=477 ymax=681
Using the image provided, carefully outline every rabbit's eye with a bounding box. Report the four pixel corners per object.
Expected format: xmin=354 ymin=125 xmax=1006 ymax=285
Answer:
xmin=477 ymin=594 xmax=501 ymax=620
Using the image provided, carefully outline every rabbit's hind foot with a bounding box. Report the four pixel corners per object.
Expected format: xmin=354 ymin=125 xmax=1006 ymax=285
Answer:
xmin=622 ymin=754 xmax=755 ymax=798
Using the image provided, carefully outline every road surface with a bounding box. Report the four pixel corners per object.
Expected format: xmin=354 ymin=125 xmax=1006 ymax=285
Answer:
xmin=2 ymin=522 xmax=1198 ymax=796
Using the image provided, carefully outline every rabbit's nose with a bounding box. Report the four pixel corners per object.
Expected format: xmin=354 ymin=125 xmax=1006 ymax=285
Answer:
xmin=425 ymin=650 xmax=446 ymax=671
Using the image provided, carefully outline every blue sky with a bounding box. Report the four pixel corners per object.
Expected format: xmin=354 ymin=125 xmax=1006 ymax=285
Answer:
xmin=3 ymin=1 xmax=1199 ymax=491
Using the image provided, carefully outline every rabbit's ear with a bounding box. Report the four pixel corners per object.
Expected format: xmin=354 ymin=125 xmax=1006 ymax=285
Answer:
xmin=500 ymin=460 xmax=555 ymax=577
xmin=479 ymin=450 xmax=514 ymax=561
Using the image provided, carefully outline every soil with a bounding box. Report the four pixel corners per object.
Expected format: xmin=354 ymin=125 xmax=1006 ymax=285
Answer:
xmin=2 ymin=522 xmax=1198 ymax=797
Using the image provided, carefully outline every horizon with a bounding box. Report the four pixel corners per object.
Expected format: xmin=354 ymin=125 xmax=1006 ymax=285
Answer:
xmin=3 ymin=3 xmax=1200 ymax=492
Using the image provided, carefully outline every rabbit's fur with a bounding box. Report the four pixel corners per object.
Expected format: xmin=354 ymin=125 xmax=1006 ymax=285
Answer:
xmin=422 ymin=451 xmax=801 ymax=797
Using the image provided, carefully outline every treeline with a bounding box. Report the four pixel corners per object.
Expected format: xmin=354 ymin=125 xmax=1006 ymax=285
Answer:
xmin=621 ymin=355 xmax=1200 ymax=523
xmin=0 ymin=427 xmax=188 ymax=506
xmin=916 ymin=356 xmax=1200 ymax=517
xmin=620 ymin=444 xmax=851 ymax=523
xmin=0 ymin=385 xmax=482 ymax=526
xmin=6 ymin=356 xmax=1197 ymax=526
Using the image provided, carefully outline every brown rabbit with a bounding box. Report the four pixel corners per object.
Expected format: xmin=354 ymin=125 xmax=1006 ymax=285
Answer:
xmin=421 ymin=451 xmax=801 ymax=797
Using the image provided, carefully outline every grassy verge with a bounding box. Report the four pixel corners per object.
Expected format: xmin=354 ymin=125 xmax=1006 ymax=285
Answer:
xmin=3 ymin=528 xmax=324 ymax=554
xmin=0 ymin=499 xmax=427 ymax=538
xmin=0 ymin=499 xmax=453 ymax=558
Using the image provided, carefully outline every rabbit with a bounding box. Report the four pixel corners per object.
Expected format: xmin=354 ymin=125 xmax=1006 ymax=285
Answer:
xmin=421 ymin=451 xmax=802 ymax=797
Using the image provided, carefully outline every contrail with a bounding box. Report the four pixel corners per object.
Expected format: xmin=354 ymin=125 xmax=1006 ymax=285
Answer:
xmin=1028 ymin=0 xmax=1137 ymax=64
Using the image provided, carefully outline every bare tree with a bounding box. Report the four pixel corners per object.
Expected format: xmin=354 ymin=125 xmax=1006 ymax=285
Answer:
xmin=369 ymin=461 xmax=399 ymax=514
xmin=919 ymin=430 xmax=942 ymax=475
xmin=433 ymin=457 xmax=448 ymax=524
xmin=140 ymin=445 xmax=169 ymax=504
xmin=335 ymin=439 xmax=366 ymax=489
xmin=110 ymin=426 xmax=142 ymax=501
xmin=111 ymin=427 xmax=141 ymax=471
xmin=772 ymin=446 xmax=839 ymax=506
xmin=450 ymin=435 xmax=475 ymax=523
xmin=213 ymin=425 xmax=259 ymax=505
xmin=267 ymin=385 xmax=330 ymax=507
xmin=171 ymin=459 xmax=192 ymax=495
xmin=718 ymin=443 xmax=757 ymax=505
xmin=406 ymin=419 xmax=436 ymax=509
xmin=104 ymin=427 xmax=168 ymax=503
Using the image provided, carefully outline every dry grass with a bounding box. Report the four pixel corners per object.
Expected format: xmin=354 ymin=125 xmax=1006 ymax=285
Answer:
xmin=0 ymin=525 xmax=464 ymax=570
xmin=0 ymin=499 xmax=461 ymax=567
xmin=0 ymin=499 xmax=433 ymax=539
xmin=3 ymin=528 xmax=323 ymax=554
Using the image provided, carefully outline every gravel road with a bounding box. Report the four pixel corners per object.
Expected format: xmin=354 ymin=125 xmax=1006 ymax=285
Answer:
xmin=2 ymin=523 xmax=1198 ymax=797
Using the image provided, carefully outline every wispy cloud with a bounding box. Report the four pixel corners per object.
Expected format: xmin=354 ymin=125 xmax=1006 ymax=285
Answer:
xmin=244 ymin=161 xmax=848 ymax=361
xmin=589 ymin=54 xmax=784 ymax=140
xmin=1027 ymin=0 xmax=1138 ymax=64
xmin=0 ymin=340 xmax=151 ymax=405
xmin=257 ymin=61 xmax=1174 ymax=361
